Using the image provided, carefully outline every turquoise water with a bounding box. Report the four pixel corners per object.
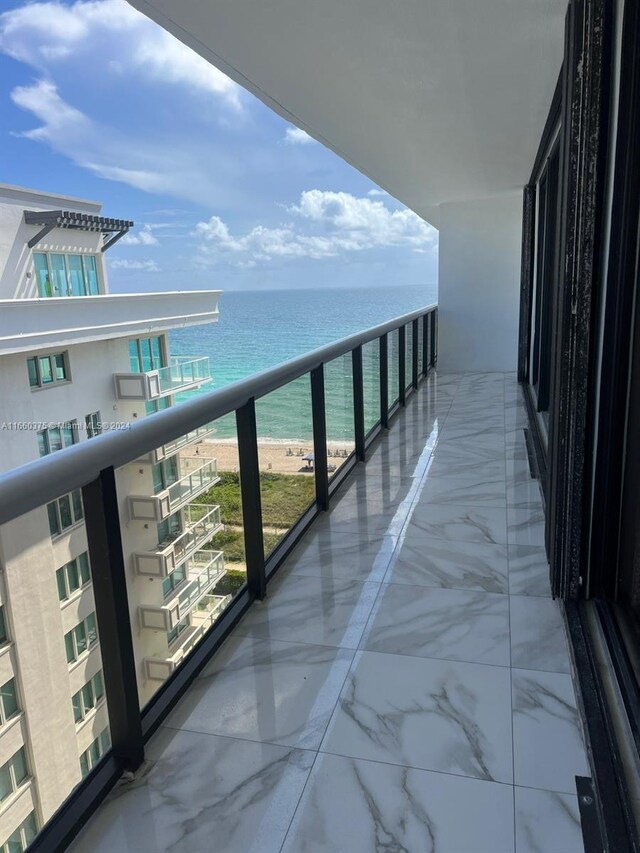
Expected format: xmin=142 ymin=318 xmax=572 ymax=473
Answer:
xmin=170 ymin=284 xmax=436 ymax=440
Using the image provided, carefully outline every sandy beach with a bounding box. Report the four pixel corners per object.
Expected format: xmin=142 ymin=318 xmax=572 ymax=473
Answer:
xmin=183 ymin=438 xmax=355 ymax=475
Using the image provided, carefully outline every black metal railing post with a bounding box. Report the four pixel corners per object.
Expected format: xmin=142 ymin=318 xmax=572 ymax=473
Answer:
xmin=380 ymin=334 xmax=389 ymax=429
xmin=398 ymin=324 xmax=406 ymax=406
xmin=82 ymin=467 xmax=143 ymax=773
xmin=412 ymin=318 xmax=419 ymax=389
xmin=352 ymin=346 xmax=366 ymax=461
xmin=236 ymin=400 xmax=266 ymax=600
xmin=423 ymin=313 xmax=430 ymax=374
xmin=311 ymin=366 xmax=330 ymax=510
xmin=430 ymin=310 xmax=437 ymax=367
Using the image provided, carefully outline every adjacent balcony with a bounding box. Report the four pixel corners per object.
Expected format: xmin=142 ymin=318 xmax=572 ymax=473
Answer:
xmin=133 ymin=504 xmax=222 ymax=577
xmin=139 ymin=550 xmax=226 ymax=633
xmin=144 ymin=592 xmax=232 ymax=681
xmin=138 ymin=422 xmax=216 ymax=464
xmin=114 ymin=356 xmax=211 ymax=401
xmin=127 ymin=460 xmax=220 ymax=521
xmin=0 ymin=290 xmax=220 ymax=355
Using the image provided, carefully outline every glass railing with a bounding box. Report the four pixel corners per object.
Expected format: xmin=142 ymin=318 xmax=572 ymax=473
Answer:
xmin=156 ymin=356 xmax=210 ymax=394
xmin=0 ymin=304 xmax=436 ymax=851
xmin=175 ymin=551 xmax=225 ymax=613
xmin=155 ymin=422 xmax=215 ymax=461
xmin=164 ymin=459 xmax=219 ymax=510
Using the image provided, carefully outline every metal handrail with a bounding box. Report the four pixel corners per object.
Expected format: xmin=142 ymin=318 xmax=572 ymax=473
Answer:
xmin=0 ymin=303 xmax=436 ymax=525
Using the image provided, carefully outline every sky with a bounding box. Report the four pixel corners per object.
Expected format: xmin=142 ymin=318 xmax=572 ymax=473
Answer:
xmin=0 ymin=0 xmax=438 ymax=293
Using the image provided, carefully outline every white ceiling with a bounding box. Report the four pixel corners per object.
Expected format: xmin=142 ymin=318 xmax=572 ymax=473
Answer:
xmin=129 ymin=0 xmax=566 ymax=225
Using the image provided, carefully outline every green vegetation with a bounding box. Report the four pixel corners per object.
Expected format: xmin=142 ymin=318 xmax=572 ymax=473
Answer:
xmin=208 ymin=527 xmax=282 ymax=563
xmin=198 ymin=471 xmax=315 ymax=529
xmin=214 ymin=569 xmax=247 ymax=597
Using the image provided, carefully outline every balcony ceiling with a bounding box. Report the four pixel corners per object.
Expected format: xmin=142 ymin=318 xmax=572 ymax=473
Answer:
xmin=128 ymin=0 xmax=566 ymax=224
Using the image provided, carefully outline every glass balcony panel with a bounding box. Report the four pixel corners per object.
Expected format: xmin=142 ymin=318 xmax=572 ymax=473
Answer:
xmin=417 ymin=317 xmax=424 ymax=376
xmin=125 ymin=412 xmax=245 ymax=707
xmin=362 ymin=340 xmax=381 ymax=436
xmin=255 ymin=376 xmax=316 ymax=558
xmin=405 ymin=322 xmax=413 ymax=391
xmin=156 ymin=356 xmax=211 ymax=394
xmin=388 ymin=329 xmax=400 ymax=407
xmin=0 ymin=494 xmax=112 ymax=844
xmin=324 ymin=353 xmax=355 ymax=480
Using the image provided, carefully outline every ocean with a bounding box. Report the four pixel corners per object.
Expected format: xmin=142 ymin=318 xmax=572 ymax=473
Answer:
xmin=170 ymin=284 xmax=437 ymax=441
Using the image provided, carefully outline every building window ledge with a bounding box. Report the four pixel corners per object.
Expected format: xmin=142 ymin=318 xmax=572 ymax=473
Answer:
xmin=0 ymin=778 xmax=32 ymax=820
xmin=75 ymin=699 xmax=106 ymax=734
xmin=0 ymin=712 xmax=24 ymax=740
xmin=67 ymin=642 xmax=100 ymax=674
xmin=60 ymin=584 xmax=92 ymax=611
xmin=51 ymin=518 xmax=85 ymax=543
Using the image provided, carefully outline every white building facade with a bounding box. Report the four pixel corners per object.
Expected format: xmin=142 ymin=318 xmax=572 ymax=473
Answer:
xmin=0 ymin=184 xmax=224 ymax=843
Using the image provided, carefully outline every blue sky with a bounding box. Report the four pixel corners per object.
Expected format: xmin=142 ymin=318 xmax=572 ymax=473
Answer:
xmin=0 ymin=0 xmax=438 ymax=293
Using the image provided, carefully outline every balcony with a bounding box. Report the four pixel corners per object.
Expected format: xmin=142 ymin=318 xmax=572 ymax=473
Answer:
xmin=0 ymin=291 xmax=220 ymax=355
xmin=133 ymin=504 xmax=222 ymax=577
xmin=145 ymin=593 xmax=232 ymax=681
xmin=138 ymin=423 xmax=216 ymax=464
xmin=139 ymin=551 xmax=226 ymax=632
xmin=0 ymin=307 xmax=588 ymax=853
xmin=127 ymin=460 xmax=220 ymax=521
xmin=114 ymin=356 xmax=211 ymax=401
xmin=69 ymin=365 xmax=588 ymax=852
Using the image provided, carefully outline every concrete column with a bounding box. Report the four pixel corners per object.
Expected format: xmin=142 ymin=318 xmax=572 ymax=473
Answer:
xmin=437 ymin=193 xmax=523 ymax=373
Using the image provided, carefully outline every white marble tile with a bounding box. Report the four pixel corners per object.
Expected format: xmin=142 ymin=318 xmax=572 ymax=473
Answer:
xmin=442 ymin=422 xmax=505 ymax=443
xmin=506 ymin=479 xmax=544 ymax=509
xmin=508 ymin=507 xmax=546 ymax=546
xmin=362 ymin=584 xmax=510 ymax=666
xmin=164 ymin=635 xmax=355 ymax=750
xmin=287 ymin=529 xmax=397 ymax=582
xmin=433 ymin=439 xmax=506 ymax=463
xmin=321 ymin=651 xmax=514 ymax=783
xmin=417 ymin=474 xmax=507 ymax=507
xmin=512 ymin=668 xmax=588 ymax=793
xmin=237 ymin=572 xmax=381 ymax=649
xmin=427 ymin=455 xmax=506 ymax=482
xmin=409 ymin=503 xmax=508 ymax=545
xmin=282 ymin=752 xmax=515 ymax=853
xmin=509 ymin=545 xmax=551 ymax=597
xmin=515 ymin=787 xmax=583 ymax=853
xmin=71 ymin=729 xmax=314 ymax=853
xmin=385 ymin=532 xmax=509 ymax=593
xmin=510 ymin=596 xmax=571 ymax=673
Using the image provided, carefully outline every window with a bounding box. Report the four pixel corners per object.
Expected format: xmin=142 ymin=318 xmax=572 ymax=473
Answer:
xmin=0 ymin=608 xmax=7 ymax=646
xmin=85 ymin=411 xmax=101 ymax=439
xmin=47 ymin=490 xmax=84 ymax=537
xmin=26 ymin=352 xmax=69 ymax=389
xmin=129 ymin=336 xmax=165 ymax=373
xmin=0 ymin=680 xmax=19 ymax=726
xmin=79 ymin=728 xmax=111 ymax=778
xmin=33 ymin=252 xmax=100 ymax=298
xmin=167 ymin=615 xmax=190 ymax=646
xmin=71 ymin=671 xmax=104 ymax=724
xmin=0 ymin=748 xmax=28 ymax=804
xmin=64 ymin=612 xmax=98 ymax=664
xmin=1 ymin=811 xmax=37 ymax=853
xmin=152 ymin=457 xmax=179 ymax=495
xmin=56 ymin=552 xmax=91 ymax=602
xmin=162 ymin=565 xmax=186 ymax=599
xmin=37 ymin=422 xmax=77 ymax=457
xmin=145 ymin=397 xmax=170 ymax=416
xmin=157 ymin=511 xmax=181 ymax=545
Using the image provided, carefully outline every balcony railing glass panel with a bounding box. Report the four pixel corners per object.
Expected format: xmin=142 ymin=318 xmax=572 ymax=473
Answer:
xmin=362 ymin=339 xmax=381 ymax=435
xmin=388 ymin=328 xmax=400 ymax=408
xmin=404 ymin=322 xmax=413 ymax=392
xmin=156 ymin=356 xmax=210 ymax=394
xmin=324 ymin=353 xmax=355 ymax=480
xmin=255 ymin=375 xmax=315 ymax=558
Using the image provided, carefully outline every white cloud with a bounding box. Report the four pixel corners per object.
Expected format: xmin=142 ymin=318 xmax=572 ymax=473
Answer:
xmin=110 ymin=258 xmax=161 ymax=272
xmin=121 ymin=224 xmax=159 ymax=246
xmin=195 ymin=190 xmax=436 ymax=265
xmin=0 ymin=0 xmax=241 ymax=109
xmin=367 ymin=188 xmax=389 ymax=197
xmin=284 ymin=127 xmax=316 ymax=145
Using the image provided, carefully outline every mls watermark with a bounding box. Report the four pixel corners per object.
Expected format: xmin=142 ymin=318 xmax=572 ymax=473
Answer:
xmin=0 ymin=421 xmax=132 ymax=432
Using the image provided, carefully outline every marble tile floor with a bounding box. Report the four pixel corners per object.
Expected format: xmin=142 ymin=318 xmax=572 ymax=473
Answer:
xmin=72 ymin=372 xmax=588 ymax=853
